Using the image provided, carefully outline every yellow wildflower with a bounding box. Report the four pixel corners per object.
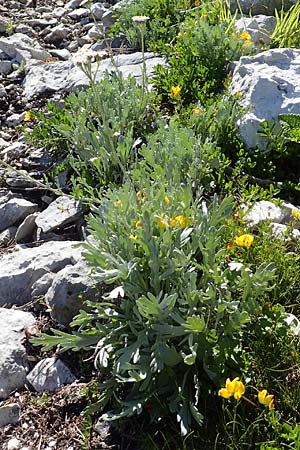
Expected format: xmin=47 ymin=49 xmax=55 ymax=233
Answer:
xmin=171 ymin=215 xmax=188 ymax=228
xmin=235 ymin=234 xmax=254 ymax=248
xmin=218 ymin=377 xmax=245 ymax=401
xmin=235 ymin=91 xmax=244 ymax=98
xmin=240 ymin=31 xmax=252 ymax=45
xmin=24 ymin=111 xmax=32 ymax=122
xmin=113 ymin=200 xmax=123 ymax=208
xmin=156 ymin=214 xmax=169 ymax=230
xmin=292 ymin=209 xmax=300 ymax=220
xmin=258 ymin=390 xmax=274 ymax=410
xmin=164 ymin=195 xmax=170 ymax=205
xmin=136 ymin=191 xmax=146 ymax=203
xmin=170 ymin=86 xmax=181 ymax=97
xmin=192 ymin=106 xmax=202 ymax=115
xmin=129 ymin=234 xmax=138 ymax=240
xmin=135 ymin=220 xmax=142 ymax=227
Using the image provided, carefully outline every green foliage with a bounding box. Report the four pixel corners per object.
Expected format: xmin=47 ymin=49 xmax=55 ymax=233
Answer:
xmin=26 ymin=72 xmax=158 ymax=203
xmin=271 ymin=3 xmax=300 ymax=48
xmin=33 ymin=182 xmax=278 ymax=435
xmin=152 ymin=17 xmax=250 ymax=107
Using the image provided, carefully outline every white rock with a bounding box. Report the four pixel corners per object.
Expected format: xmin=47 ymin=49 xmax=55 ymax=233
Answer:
xmin=235 ymin=15 xmax=276 ymax=46
xmin=0 ymin=240 xmax=83 ymax=306
xmin=230 ymin=48 xmax=300 ymax=149
xmin=0 ymin=308 xmax=35 ymax=399
xmin=0 ymin=33 xmax=51 ymax=63
xmin=243 ymin=200 xmax=285 ymax=225
xmin=0 ymin=226 xmax=17 ymax=244
xmin=0 ymin=404 xmax=20 ymax=428
xmin=6 ymin=112 xmax=26 ymax=127
xmin=23 ymin=52 xmax=165 ymax=99
xmin=68 ymin=7 xmax=89 ymax=20
xmin=0 ymin=196 xmax=38 ymax=231
xmin=35 ymin=196 xmax=82 ymax=233
xmin=27 ymin=358 xmax=76 ymax=392
xmin=7 ymin=438 xmax=21 ymax=450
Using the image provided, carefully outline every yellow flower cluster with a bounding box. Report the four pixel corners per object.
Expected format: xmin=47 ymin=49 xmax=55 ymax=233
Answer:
xmin=24 ymin=111 xmax=32 ymax=122
xmin=156 ymin=214 xmax=188 ymax=230
xmin=219 ymin=378 xmax=245 ymax=400
xmin=235 ymin=234 xmax=254 ymax=248
xmin=240 ymin=31 xmax=252 ymax=46
xmin=170 ymin=86 xmax=181 ymax=97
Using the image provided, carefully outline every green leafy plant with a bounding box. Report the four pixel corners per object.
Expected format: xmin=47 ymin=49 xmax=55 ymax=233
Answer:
xmin=32 ymin=182 xmax=278 ymax=436
xmin=152 ymin=17 xmax=252 ymax=107
xmin=271 ymin=3 xmax=300 ymax=48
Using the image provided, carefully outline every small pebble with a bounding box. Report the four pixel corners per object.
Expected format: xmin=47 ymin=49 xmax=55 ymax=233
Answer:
xmin=7 ymin=438 xmax=21 ymax=450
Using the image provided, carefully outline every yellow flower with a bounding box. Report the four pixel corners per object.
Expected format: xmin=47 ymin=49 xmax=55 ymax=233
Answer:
xmin=164 ymin=195 xmax=170 ymax=205
xmin=136 ymin=191 xmax=146 ymax=203
xmin=258 ymin=390 xmax=274 ymax=410
xmin=218 ymin=377 xmax=245 ymax=401
xmin=171 ymin=215 xmax=188 ymax=228
xmin=24 ymin=111 xmax=32 ymax=122
xmin=192 ymin=106 xmax=202 ymax=115
xmin=170 ymin=86 xmax=181 ymax=97
xmin=156 ymin=214 xmax=169 ymax=230
xmin=129 ymin=234 xmax=138 ymax=240
xmin=113 ymin=200 xmax=123 ymax=208
xmin=240 ymin=31 xmax=252 ymax=46
xmin=135 ymin=220 xmax=142 ymax=227
xmin=235 ymin=91 xmax=244 ymax=98
xmin=292 ymin=209 xmax=300 ymax=220
xmin=235 ymin=234 xmax=254 ymax=248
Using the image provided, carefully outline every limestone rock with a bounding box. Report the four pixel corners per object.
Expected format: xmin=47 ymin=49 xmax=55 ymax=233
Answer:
xmin=26 ymin=358 xmax=76 ymax=392
xmin=45 ymin=260 xmax=98 ymax=324
xmin=0 ymin=195 xmax=38 ymax=232
xmin=35 ymin=196 xmax=82 ymax=233
xmin=0 ymin=33 xmax=51 ymax=63
xmin=0 ymin=404 xmax=20 ymax=428
xmin=23 ymin=52 xmax=165 ymax=99
xmin=0 ymin=308 xmax=35 ymax=399
xmin=229 ymin=0 xmax=296 ymax=15
xmin=0 ymin=241 xmax=82 ymax=306
xmin=230 ymin=48 xmax=300 ymax=149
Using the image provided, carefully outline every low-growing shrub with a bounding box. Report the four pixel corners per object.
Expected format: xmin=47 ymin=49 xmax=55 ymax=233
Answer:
xmin=33 ymin=182 xmax=279 ymax=436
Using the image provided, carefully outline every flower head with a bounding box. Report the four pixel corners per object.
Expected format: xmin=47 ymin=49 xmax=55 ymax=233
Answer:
xmin=129 ymin=234 xmax=138 ymax=240
xmin=171 ymin=215 xmax=188 ymax=228
xmin=292 ymin=209 xmax=300 ymax=220
xmin=170 ymin=86 xmax=181 ymax=97
xmin=113 ymin=200 xmax=123 ymax=208
xmin=235 ymin=234 xmax=254 ymax=248
xmin=132 ymin=15 xmax=150 ymax=23
xmin=240 ymin=31 xmax=252 ymax=45
xmin=164 ymin=195 xmax=170 ymax=205
xmin=135 ymin=220 xmax=142 ymax=228
xmin=218 ymin=377 xmax=245 ymax=401
xmin=192 ymin=106 xmax=202 ymax=115
xmin=156 ymin=214 xmax=169 ymax=230
xmin=24 ymin=111 xmax=32 ymax=122
xmin=258 ymin=389 xmax=274 ymax=410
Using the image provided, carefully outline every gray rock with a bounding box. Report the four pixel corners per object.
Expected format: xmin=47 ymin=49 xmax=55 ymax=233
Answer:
xmin=0 ymin=33 xmax=51 ymax=63
xmin=68 ymin=7 xmax=90 ymax=20
xmin=49 ymin=48 xmax=71 ymax=61
xmin=35 ymin=196 xmax=82 ymax=233
xmin=31 ymin=273 xmax=55 ymax=297
xmin=0 ymin=226 xmax=17 ymax=244
xmin=44 ymin=24 xmax=70 ymax=44
xmin=65 ymin=0 xmax=83 ymax=10
xmin=101 ymin=9 xmax=116 ymax=30
xmin=0 ymin=17 xmax=9 ymax=33
xmin=27 ymin=18 xmax=58 ymax=28
xmin=229 ymin=0 xmax=296 ymax=15
xmin=230 ymin=48 xmax=300 ymax=149
xmin=0 ymin=84 xmax=7 ymax=98
xmin=0 ymin=404 xmax=20 ymax=428
xmin=0 ymin=196 xmax=38 ymax=232
xmin=87 ymin=25 xmax=103 ymax=40
xmin=15 ymin=213 xmax=38 ymax=243
xmin=90 ymin=3 xmax=107 ymax=20
xmin=235 ymin=15 xmax=276 ymax=46
xmin=0 ymin=60 xmax=12 ymax=74
xmin=0 ymin=307 xmax=35 ymax=399
xmin=53 ymin=7 xmax=68 ymax=18
xmin=1 ymin=142 xmax=27 ymax=161
xmin=45 ymin=260 xmax=98 ymax=324
xmin=0 ymin=240 xmax=83 ymax=306
xmin=23 ymin=52 xmax=165 ymax=99
xmin=6 ymin=112 xmax=26 ymax=127
xmin=26 ymin=357 xmax=76 ymax=392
